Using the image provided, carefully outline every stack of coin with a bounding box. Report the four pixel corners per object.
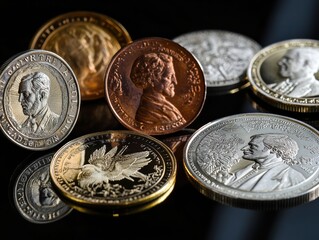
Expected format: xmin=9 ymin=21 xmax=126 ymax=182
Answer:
xmin=0 ymin=49 xmax=81 ymax=150
xmin=49 ymin=130 xmax=177 ymax=216
xmin=12 ymin=153 xmax=73 ymax=224
xmin=183 ymin=112 xmax=319 ymax=210
xmin=30 ymin=11 xmax=132 ymax=101
xmin=173 ymin=30 xmax=261 ymax=95
xmin=104 ymin=37 xmax=206 ymax=136
xmin=247 ymin=38 xmax=319 ymax=112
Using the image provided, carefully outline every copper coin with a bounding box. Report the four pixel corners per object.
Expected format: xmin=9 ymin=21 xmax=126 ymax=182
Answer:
xmin=105 ymin=37 xmax=206 ymax=135
xmin=30 ymin=11 xmax=132 ymax=101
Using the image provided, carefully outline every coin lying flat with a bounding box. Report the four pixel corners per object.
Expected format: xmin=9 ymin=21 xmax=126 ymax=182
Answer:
xmin=30 ymin=11 xmax=132 ymax=101
xmin=13 ymin=153 xmax=72 ymax=224
xmin=105 ymin=37 xmax=206 ymax=135
xmin=173 ymin=30 xmax=261 ymax=94
xmin=247 ymin=39 xmax=319 ymax=112
xmin=0 ymin=49 xmax=80 ymax=150
xmin=183 ymin=112 xmax=319 ymax=210
xmin=49 ymin=130 xmax=177 ymax=211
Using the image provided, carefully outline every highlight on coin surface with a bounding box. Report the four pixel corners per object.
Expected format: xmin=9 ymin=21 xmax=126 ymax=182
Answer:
xmin=13 ymin=153 xmax=72 ymax=224
xmin=247 ymin=39 xmax=319 ymax=112
xmin=0 ymin=49 xmax=81 ymax=150
xmin=49 ymin=130 xmax=177 ymax=212
xmin=30 ymin=11 xmax=132 ymax=100
xmin=183 ymin=112 xmax=319 ymax=210
xmin=105 ymin=37 xmax=206 ymax=135
xmin=173 ymin=30 xmax=261 ymax=94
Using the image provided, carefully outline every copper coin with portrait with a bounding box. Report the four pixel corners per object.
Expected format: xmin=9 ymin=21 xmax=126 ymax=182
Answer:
xmin=105 ymin=37 xmax=206 ymax=135
xmin=30 ymin=11 xmax=132 ymax=101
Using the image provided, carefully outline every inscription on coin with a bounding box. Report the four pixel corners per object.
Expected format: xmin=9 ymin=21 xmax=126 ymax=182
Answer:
xmin=0 ymin=49 xmax=80 ymax=150
xmin=13 ymin=153 xmax=72 ymax=224
xmin=105 ymin=37 xmax=206 ymax=135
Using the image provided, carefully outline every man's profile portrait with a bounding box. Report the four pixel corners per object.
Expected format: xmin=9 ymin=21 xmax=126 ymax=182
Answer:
xmin=130 ymin=52 xmax=186 ymax=125
xmin=268 ymin=47 xmax=319 ymax=98
xmin=225 ymin=133 xmax=306 ymax=192
xmin=18 ymin=71 xmax=60 ymax=135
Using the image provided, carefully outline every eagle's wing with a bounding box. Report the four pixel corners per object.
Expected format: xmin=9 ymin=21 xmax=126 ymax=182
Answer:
xmin=88 ymin=145 xmax=118 ymax=165
xmin=107 ymin=151 xmax=151 ymax=181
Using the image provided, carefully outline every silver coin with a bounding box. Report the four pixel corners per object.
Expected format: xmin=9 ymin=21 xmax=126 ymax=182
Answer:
xmin=183 ymin=112 xmax=319 ymax=210
xmin=13 ymin=153 xmax=72 ymax=224
xmin=173 ymin=30 xmax=261 ymax=93
xmin=0 ymin=49 xmax=81 ymax=150
xmin=247 ymin=39 xmax=319 ymax=112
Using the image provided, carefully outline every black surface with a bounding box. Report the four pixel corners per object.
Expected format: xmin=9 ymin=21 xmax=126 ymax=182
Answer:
xmin=3 ymin=1 xmax=319 ymax=239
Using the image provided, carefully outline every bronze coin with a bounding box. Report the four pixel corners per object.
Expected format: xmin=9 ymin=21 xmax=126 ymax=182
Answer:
xmin=30 ymin=11 xmax=132 ymax=101
xmin=105 ymin=37 xmax=206 ymax=135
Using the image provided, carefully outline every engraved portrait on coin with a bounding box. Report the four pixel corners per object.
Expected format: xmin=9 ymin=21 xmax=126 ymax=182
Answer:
xmin=183 ymin=113 xmax=319 ymax=210
xmin=105 ymin=37 xmax=206 ymax=135
xmin=30 ymin=11 xmax=132 ymax=100
xmin=130 ymin=52 xmax=186 ymax=125
xmin=50 ymin=130 xmax=177 ymax=209
xmin=173 ymin=30 xmax=261 ymax=93
xmin=13 ymin=153 xmax=72 ymax=224
xmin=267 ymin=47 xmax=319 ymax=98
xmin=247 ymin=39 xmax=319 ymax=112
xmin=0 ymin=49 xmax=80 ymax=150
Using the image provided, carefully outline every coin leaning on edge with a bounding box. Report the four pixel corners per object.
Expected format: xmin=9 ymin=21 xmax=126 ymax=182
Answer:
xmin=183 ymin=112 xmax=319 ymax=210
xmin=0 ymin=49 xmax=81 ymax=150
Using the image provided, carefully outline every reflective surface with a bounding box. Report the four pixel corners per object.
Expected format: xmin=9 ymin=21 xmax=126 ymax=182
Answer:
xmin=3 ymin=1 xmax=319 ymax=239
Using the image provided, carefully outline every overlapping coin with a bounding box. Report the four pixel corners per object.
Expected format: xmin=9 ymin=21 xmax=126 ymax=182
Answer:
xmin=183 ymin=112 xmax=319 ymax=210
xmin=173 ymin=30 xmax=261 ymax=94
xmin=0 ymin=49 xmax=80 ymax=150
xmin=30 ymin=11 xmax=132 ymax=100
xmin=49 ymin=130 xmax=177 ymax=214
xmin=12 ymin=153 xmax=72 ymax=223
xmin=247 ymin=39 xmax=319 ymax=112
xmin=105 ymin=37 xmax=206 ymax=135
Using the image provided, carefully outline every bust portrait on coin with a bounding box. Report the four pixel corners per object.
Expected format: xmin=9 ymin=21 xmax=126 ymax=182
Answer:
xmin=18 ymin=71 xmax=60 ymax=135
xmin=130 ymin=52 xmax=186 ymax=125
xmin=225 ymin=133 xmax=306 ymax=191
xmin=268 ymin=47 xmax=319 ymax=98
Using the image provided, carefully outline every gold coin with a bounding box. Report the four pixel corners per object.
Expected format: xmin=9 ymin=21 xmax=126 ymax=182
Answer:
xmin=49 ymin=130 xmax=177 ymax=210
xmin=30 ymin=11 xmax=132 ymax=100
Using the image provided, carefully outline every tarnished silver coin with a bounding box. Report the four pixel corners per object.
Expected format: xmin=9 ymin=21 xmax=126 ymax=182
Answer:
xmin=0 ymin=49 xmax=81 ymax=150
xmin=50 ymin=130 xmax=177 ymax=211
xmin=247 ymin=39 xmax=319 ymax=112
xmin=183 ymin=112 xmax=319 ymax=210
xmin=173 ymin=30 xmax=261 ymax=94
xmin=13 ymin=153 xmax=72 ymax=224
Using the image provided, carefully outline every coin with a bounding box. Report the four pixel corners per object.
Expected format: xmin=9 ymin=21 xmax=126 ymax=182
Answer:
xmin=173 ymin=30 xmax=261 ymax=94
xmin=49 ymin=130 xmax=177 ymax=210
xmin=183 ymin=112 xmax=319 ymax=210
xmin=12 ymin=153 xmax=72 ymax=224
xmin=0 ymin=49 xmax=80 ymax=150
xmin=247 ymin=39 xmax=319 ymax=112
xmin=105 ymin=37 xmax=206 ymax=135
xmin=30 ymin=11 xmax=132 ymax=101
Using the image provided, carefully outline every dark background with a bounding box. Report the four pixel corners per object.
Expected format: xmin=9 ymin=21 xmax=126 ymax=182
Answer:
xmin=3 ymin=0 xmax=319 ymax=239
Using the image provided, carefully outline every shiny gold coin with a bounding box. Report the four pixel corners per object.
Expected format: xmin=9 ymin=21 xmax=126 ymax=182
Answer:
xmin=104 ymin=37 xmax=206 ymax=135
xmin=30 ymin=11 xmax=132 ymax=100
xmin=49 ymin=130 xmax=177 ymax=210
